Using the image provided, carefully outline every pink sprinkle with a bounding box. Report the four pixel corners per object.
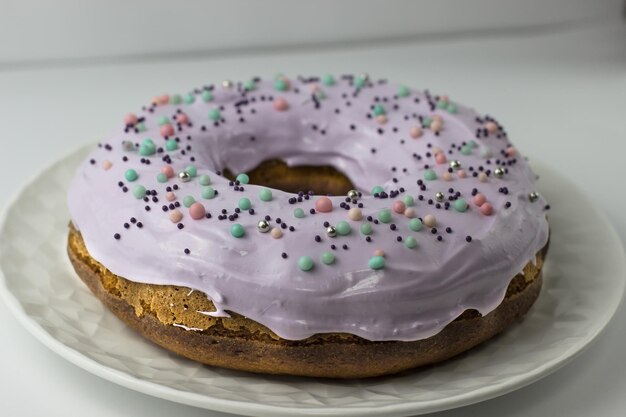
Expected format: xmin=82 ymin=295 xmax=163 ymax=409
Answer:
xmin=485 ymin=121 xmax=498 ymax=134
xmin=374 ymin=249 xmax=385 ymax=257
xmin=161 ymin=165 xmax=175 ymax=178
xmin=473 ymin=193 xmax=487 ymax=207
xmin=409 ymin=126 xmax=423 ymax=139
xmin=392 ymin=200 xmax=406 ymax=214
xmin=160 ymin=124 xmax=175 ymax=137
xmin=308 ymin=84 xmax=320 ymax=93
xmin=431 ymin=114 xmax=443 ymax=123
xmin=158 ymin=94 xmax=169 ymax=105
xmin=404 ymin=207 xmax=416 ymax=218
xmin=423 ymin=214 xmax=437 ymax=227
xmin=348 ymin=207 xmax=363 ymax=221
xmin=457 ymin=170 xmax=467 ymax=178
xmin=440 ymin=95 xmax=449 ymax=103
xmin=315 ymin=196 xmax=333 ymax=213
xmin=165 ymin=192 xmax=176 ymax=202
xmin=442 ymin=172 xmax=453 ymax=181
xmin=271 ymin=227 xmax=283 ymax=239
xmin=102 ymin=160 xmax=112 ymax=170
xmin=177 ymin=113 xmax=189 ymax=124
xmin=506 ymin=146 xmax=516 ymax=157
xmin=435 ymin=153 xmax=447 ymax=164
xmin=169 ymin=209 xmax=183 ymax=223
xmin=480 ymin=203 xmax=494 ymax=216
xmin=273 ymin=97 xmax=289 ymax=111
xmin=123 ymin=113 xmax=137 ymax=125
xmin=189 ymin=202 xmax=206 ymax=220
xmin=430 ymin=120 xmax=442 ymax=133
xmin=376 ymin=115 xmax=388 ymax=125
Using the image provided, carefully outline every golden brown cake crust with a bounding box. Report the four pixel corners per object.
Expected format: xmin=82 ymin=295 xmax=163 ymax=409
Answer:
xmin=67 ymin=225 xmax=547 ymax=378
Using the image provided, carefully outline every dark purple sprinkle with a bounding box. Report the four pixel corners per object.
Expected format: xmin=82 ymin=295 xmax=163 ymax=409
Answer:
xmin=437 ymin=236 xmax=443 ymax=241
xmin=342 ymin=244 xmax=348 ymax=250
xmin=123 ymin=223 xmax=130 ymax=229
xmin=184 ymin=248 xmax=190 ymax=255
xmin=466 ymin=235 xmax=472 ymax=242
xmin=315 ymin=235 xmax=322 ymax=242
xmin=281 ymin=252 xmax=288 ymax=259
xmin=331 ymin=244 xmax=337 ymax=250
xmin=446 ymin=227 xmax=452 ymax=233
xmin=130 ymin=217 xmax=137 ymax=223
xmin=113 ymin=233 xmax=120 ymax=240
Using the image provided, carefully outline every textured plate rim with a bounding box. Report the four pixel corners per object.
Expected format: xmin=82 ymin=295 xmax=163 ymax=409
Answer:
xmin=0 ymin=145 xmax=624 ymax=417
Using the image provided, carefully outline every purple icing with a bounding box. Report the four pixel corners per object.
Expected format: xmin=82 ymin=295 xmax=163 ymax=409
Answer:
xmin=67 ymin=75 xmax=549 ymax=341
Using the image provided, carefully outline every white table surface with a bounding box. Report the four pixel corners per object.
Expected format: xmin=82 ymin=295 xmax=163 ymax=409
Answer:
xmin=1 ymin=17 xmax=625 ymax=417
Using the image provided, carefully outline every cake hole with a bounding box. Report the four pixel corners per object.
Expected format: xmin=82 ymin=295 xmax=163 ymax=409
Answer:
xmin=223 ymin=159 xmax=355 ymax=196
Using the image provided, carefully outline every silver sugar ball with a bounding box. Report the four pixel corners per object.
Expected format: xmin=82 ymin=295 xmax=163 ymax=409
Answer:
xmin=449 ymin=160 xmax=461 ymax=170
xmin=222 ymin=79 xmax=233 ymax=89
xmin=529 ymin=192 xmax=540 ymax=202
xmin=494 ymin=167 xmax=505 ymax=178
xmin=435 ymin=192 xmax=445 ymax=202
xmin=347 ymin=189 xmax=360 ymax=200
xmin=326 ymin=226 xmax=337 ymax=238
xmin=257 ymin=220 xmax=270 ymax=233
xmin=178 ymin=171 xmax=191 ymax=182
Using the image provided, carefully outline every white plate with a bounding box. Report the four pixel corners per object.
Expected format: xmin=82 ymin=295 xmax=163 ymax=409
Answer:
xmin=0 ymin=145 xmax=624 ymax=417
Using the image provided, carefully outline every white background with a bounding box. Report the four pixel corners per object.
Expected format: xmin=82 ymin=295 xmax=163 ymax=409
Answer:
xmin=1 ymin=2 xmax=625 ymax=416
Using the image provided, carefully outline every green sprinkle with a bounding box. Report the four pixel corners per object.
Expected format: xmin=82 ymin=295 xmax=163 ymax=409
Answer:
xmin=354 ymin=75 xmax=367 ymax=88
xmin=294 ymin=208 xmax=305 ymax=218
xmin=315 ymin=90 xmax=326 ymax=100
xmin=371 ymin=185 xmax=384 ymax=195
xmin=244 ymin=80 xmax=256 ymax=91
xmin=369 ymin=255 xmax=385 ymax=270
xmin=468 ymin=140 xmax=478 ymax=149
xmin=373 ymin=104 xmax=386 ymax=116
xmin=378 ymin=209 xmax=392 ymax=223
xmin=424 ymin=169 xmax=437 ymax=181
xmin=259 ymin=188 xmax=272 ymax=202
xmin=132 ymin=185 xmax=146 ymax=199
xmin=184 ymin=165 xmax=197 ymax=177
xmin=461 ymin=145 xmax=473 ymax=155
xmin=298 ymin=255 xmax=314 ymax=271
xmin=157 ymin=116 xmax=170 ymax=126
xmin=238 ymin=197 xmax=251 ymax=210
xmin=397 ymin=85 xmax=410 ymax=97
xmin=165 ymin=139 xmax=178 ymax=151
xmin=135 ymin=122 xmax=146 ymax=132
xmin=446 ymin=102 xmax=457 ymax=113
xmin=360 ymin=222 xmax=373 ymax=235
xmin=422 ymin=117 xmax=433 ymax=128
xmin=322 ymin=74 xmax=335 ymax=86
xmin=480 ymin=147 xmax=493 ymax=158
xmin=201 ymin=91 xmax=213 ymax=102
xmin=230 ymin=223 xmax=245 ymax=238
xmin=335 ymin=221 xmax=351 ymax=236
xmin=274 ymin=78 xmax=288 ymax=91
xmin=409 ymin=218 xmax=423 ymax=232
xmin=321 ymin=251 xmax=335 ymax=265
xmin=436 ymin=100 xmax=447 ymax=109
xmin=139 ymin=139 xmax=156 ymax=156
xmin=183 ymin=93 xmax=195 ymax=104
xmin=208 ymin=108 xmax=221 ymax=121
xmin=170 ymin=94 xmax=182 ymax=105
xmin=201 ymin=186 xmax=216 ymax=199
xmin=403 ymin=195 xmax=415 ymax=206
xmin=198 ymin=174 xmax=211 ymax=186
xmin=124 ymin=169 xmax=138 ymax=182
xmin=236 ymin=173 xmax=249 ymax=184
xmin=156 ymin=173 xmax=168 ymax=183
xmin=405 ymin=236 xmax=418 ymax=249
xmin=453 ymin=198 xmax=468 ymax=212
xmin=183 ymin=195 xmax=195 ymax=208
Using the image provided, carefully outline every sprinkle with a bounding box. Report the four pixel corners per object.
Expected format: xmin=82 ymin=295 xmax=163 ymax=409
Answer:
xmin=271 ymin=227 xmax=283 ymax=239
xmin=335 ymin=221 xmax=351 ymax=236
xmin=397 ymin=85 xmax=410 ymax=97
xmin=238 ymin=197 xmax=251 ymax=210
xmin=201 ymin=186 xmax=216 ymax=199
xmin=161 ymin=165 xmax=174 ymax=178
xmin=165 ymin=139 xmax=178 ymax=151
xmin=348 ymin=207 xmax=363 ymax=221
xmin=485 ymin=121 xmax=498 ymax=134
xmin=183 ymin=196 xmax=196 ymax=208
xmin=423 ymin=214 xmax=437 ymax=227
xmin=410 ymin=126 xmax=423 ymax=139
xmin=354 ymin=74 xmax=368 ymax=88
xmin=480 ymin=203 xmax=494 ymax=216
xmin=378 ymin=208 xmax=392 ymax=223
xmin=460 ymin=145 xmax=473 ymax=155
xmin=373 ymin=104 xmax=386 ymax=116
xmin=403 ymin=195 xmax=415 ymax=206
xmin=321 ymin=251 xmax=335 ymax=265
xmin=424 ymin=169 xmax=437 ymax=181
xmin=124 ymin=113 xmax=138 ymax=125
xmin=274 ymin=77 xmax=289 ymax=91
xmin=404 ymin=236 xmax=418 ymax=249
xmin=132 ymin=185 xmax=146 ymax=199
xmin=208 ymin=108 xmax=221 ymax=121
xmin=236 ymin=173 xmax=250 ymax=184
xmin=160 ymin=124 xmax=174 ymax=138
xmin=453 ymin=198 xmax=468 ymax=212
xmin=404 ymin=207 xmax=416 ymax=218
xmin=457 ymin=170 xmax=467 ymax=178
xmin=322 ymin=74 xmax=335 ymax=86
xmin=230 ymin=224 xmax=245 ymax=238
xmin=259 ymin=188 xmax=273 ymax=202
xmin=373 ymin=249 xmax=385 ymax=257
xmin=166 ymin=192 xmax=176 ymax=201
xmin=298 ymin=255 xmax=314 ymax=271
xmin=315 ymin=196 xmax=333 ymax=213
xmin=369 ymin=255 xmax=385 ymax=270
xmin=125 ymin=169 xmax=138 ymax=181
xmin=409 ymin=218 xmax=423 ymax=231
xmin=169 ymin=209 xmax=183 ymax=223
xmin=273 ymin=97 xmax=289 ymax=111
xmin=139 ymin=139 xmax=156 ymax=156
xmin=102 ymin=160 xmax=112 ymax=170
xmin=201 ymin=91 xmax=213 ymax=102
xmin=113 ymin=233 xmax=121 ymax=240
xmin=371 ymin=185 xmax=384 ymax=195
xmin=156 ymin=173 xmax=168 ymax=183
xmin=243 ymin=79 xmax=256 ymax=91
xmin=478 ymin=172 xmax=488 ymax=182
xmin=466 ymin=235 xmax=473 ymax=242
xmin=198 ymin=174 xmax=211 ymax=186
xmin=360 ymin=222 xmax=373 ymax=235
xmin=473 ymin=193 xmax=486 ymax=207
xmin=392 ymin=201 xmax=406 ymax=214
xmin=435 ymin=153 xmax=447 ymax=164
xmin=184 ymin=165 xmax=197 ymax=177
xmin=189 ymin=202 xmax=206 ymax=220
xmin=293 ymin=208 xmax=305 ymax=218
